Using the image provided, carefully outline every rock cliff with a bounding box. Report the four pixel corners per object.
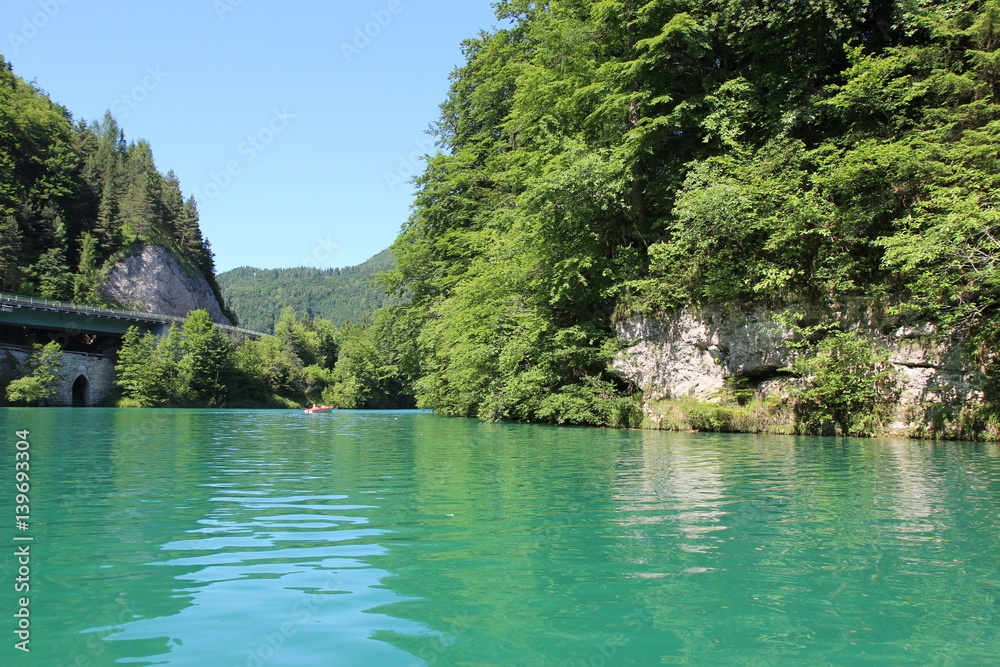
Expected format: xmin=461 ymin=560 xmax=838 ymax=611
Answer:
xmin=612 ymin=305 xmax=986 ymax=436
xmin=101 ymin=244 xmax=233 ymax=326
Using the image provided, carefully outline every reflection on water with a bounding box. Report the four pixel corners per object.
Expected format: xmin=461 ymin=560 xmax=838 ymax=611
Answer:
xmin=615 ymin=435 xmax=732 ymax=554
xmin=0 ymin=408 xmax=997 ymax=666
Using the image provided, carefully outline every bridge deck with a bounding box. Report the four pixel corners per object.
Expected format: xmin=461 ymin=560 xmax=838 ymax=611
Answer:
xmin=0 ymin=292 xmax=263 ymax=338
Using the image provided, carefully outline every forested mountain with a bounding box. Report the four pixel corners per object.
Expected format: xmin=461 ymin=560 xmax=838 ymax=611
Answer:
xmin=380 ymin=0 xmax=1000 ymax=427
xmin=0 ymin=55 xmax=225 ymax=313
xmin=217 ymin=249 xmax=397 ymax=333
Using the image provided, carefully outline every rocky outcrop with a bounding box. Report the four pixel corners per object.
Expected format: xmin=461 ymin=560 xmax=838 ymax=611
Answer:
xmin=611 ymin=305 xmax=986 ymax=436
xmin=101 ymin=244 xmax=233 ymax=325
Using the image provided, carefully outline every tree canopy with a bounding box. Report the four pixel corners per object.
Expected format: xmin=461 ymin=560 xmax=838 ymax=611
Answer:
xmin=114 ymin=308 xmax=413 ymax=410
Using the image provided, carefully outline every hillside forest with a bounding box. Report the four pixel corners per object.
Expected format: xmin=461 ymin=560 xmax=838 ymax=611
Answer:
xmin=217 ymin=250 xmax=397 ymax=333
xmin=0 ymin=53 xmax=408 ymax=409
xmin=0 ymin=56 xmax=229 ymax=313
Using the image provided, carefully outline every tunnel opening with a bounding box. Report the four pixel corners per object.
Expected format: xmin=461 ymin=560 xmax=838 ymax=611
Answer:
xmin=72 ymin=375 xmax=90 ymax=407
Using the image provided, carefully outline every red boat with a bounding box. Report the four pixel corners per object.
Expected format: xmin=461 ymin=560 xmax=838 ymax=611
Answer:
xmin=304 ymin=405 xmax=335 ymax=414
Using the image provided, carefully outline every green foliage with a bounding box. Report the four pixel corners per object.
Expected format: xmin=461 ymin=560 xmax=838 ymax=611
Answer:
xmin=788 ymin=328 xmax=900 ymax=436
xmin=5 ymin=342 xmax=64 ymax=405
xmin=117 ymin=313 xmax=240 ymax=408
xmin=115 ymin=325 xmax=185 ymax=407
xmin=617 ymin=1 xmax=1000 ymax=330
xmin=385 ymin=0 xmax=886 ymax=425
xmin=642 ymin=395 xmax=795 ymax=434
xmin=214 ymin=305 xmax=413 ymax=409
xmin=216 ymin=250 xmax=397 ymax=333
xmin=322 ymin=309 xmax=417 ymax=409
xmin=717 ymin=375 xmax=755 ymax=407
xmin=178 ymin=310 xmax=235 ymax=407
xmin=640 ymin=140 xmax=850 ymax=307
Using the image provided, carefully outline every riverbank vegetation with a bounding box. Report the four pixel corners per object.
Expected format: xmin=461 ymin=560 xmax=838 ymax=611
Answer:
xmin=3 ymin=341 xmax=65 ymax=405
xmin=112 ymin=308 xmax=414 ymax=410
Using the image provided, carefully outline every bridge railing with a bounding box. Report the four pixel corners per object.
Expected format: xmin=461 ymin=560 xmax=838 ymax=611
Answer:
xmin=0 ymin=292 xmax=263 ymax=338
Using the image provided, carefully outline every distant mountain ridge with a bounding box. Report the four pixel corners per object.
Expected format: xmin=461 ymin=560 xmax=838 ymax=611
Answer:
xmin=216 ymin=249 xmax=396 ymax=333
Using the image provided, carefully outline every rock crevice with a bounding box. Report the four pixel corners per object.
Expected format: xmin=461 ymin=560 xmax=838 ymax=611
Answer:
xmin=612 ymin=305 xmax=985 ymax=435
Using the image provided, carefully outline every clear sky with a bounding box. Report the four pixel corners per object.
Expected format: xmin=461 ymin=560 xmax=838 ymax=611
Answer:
xmin=0 ymin=0 xmax=503 ymax=272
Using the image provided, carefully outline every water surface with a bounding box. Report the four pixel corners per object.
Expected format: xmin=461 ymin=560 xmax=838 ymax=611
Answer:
xmin=1 ymin=408 xmax=997 ymax=665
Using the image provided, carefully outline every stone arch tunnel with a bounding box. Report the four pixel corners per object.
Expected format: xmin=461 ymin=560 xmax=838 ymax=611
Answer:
xmin=59 ymin=353 xmax=116 ymax=406
xmin=0 ymin=345 xmax=116 ymax=407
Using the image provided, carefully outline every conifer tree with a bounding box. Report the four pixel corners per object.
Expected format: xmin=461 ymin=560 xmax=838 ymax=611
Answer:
xmin=178 ymin=310 xmax=235 ymax=407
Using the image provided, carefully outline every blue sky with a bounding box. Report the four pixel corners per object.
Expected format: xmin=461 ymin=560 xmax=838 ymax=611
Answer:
xmin=0 ymin=0 xmax=504 ymax=272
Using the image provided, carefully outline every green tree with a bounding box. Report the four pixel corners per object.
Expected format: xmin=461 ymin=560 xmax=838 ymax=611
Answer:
xmin=790 ymin=329 xmax=899 ymax=436
xmin=178 ymin=310 xmax=235 ymax=407
xmin=73 ymin=231 xmax=101 ymax=302
xmin=116 ymin=325 xmax=184 ymax=406
xmin=119 ymin=141 xmax=160 ymax=242
xmin=5 ymin=342 xmax=65 ymax=405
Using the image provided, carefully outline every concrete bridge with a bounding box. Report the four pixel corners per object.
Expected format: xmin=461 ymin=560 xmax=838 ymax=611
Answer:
xmin=0 ymin=292 xmax=261 ymax=338
xmin=0 ymin=292 xmax=263 ymax=406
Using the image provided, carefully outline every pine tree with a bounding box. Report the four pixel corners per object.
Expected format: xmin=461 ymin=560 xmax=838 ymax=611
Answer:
xmin=33 ymin=215 xmax=71 ymax=299
xmin=72 ymin=232 xmax=101 ymax=302
xmin=115 ymin=324 xmax=185 ymax=406
xmin=119 ymin=141 xmax=160 ymax=242
xmin=178 ymin=310 xmax=235 ymax=407
xmin=176 ymin=196 xmax=206 ymax=265
xmin=0 ymin=214 xmax=25 ymax=292
xmin=160 ymin=170 xmax=185 ymax=240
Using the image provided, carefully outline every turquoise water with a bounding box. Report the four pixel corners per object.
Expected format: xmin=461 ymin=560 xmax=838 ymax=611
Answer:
xmin=0 ymin=408 xmax=998 ymax=665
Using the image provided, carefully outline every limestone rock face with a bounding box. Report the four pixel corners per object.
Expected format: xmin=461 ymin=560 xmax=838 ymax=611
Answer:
xmin=101 ymin=244 xmax=233 ymax=326
xmin=611 ymin=305 xmax=985 ymax=435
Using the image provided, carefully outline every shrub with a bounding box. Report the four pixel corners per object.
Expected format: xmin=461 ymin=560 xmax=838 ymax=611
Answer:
xmin=789 ymin=329 xmax=899 ymax=436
